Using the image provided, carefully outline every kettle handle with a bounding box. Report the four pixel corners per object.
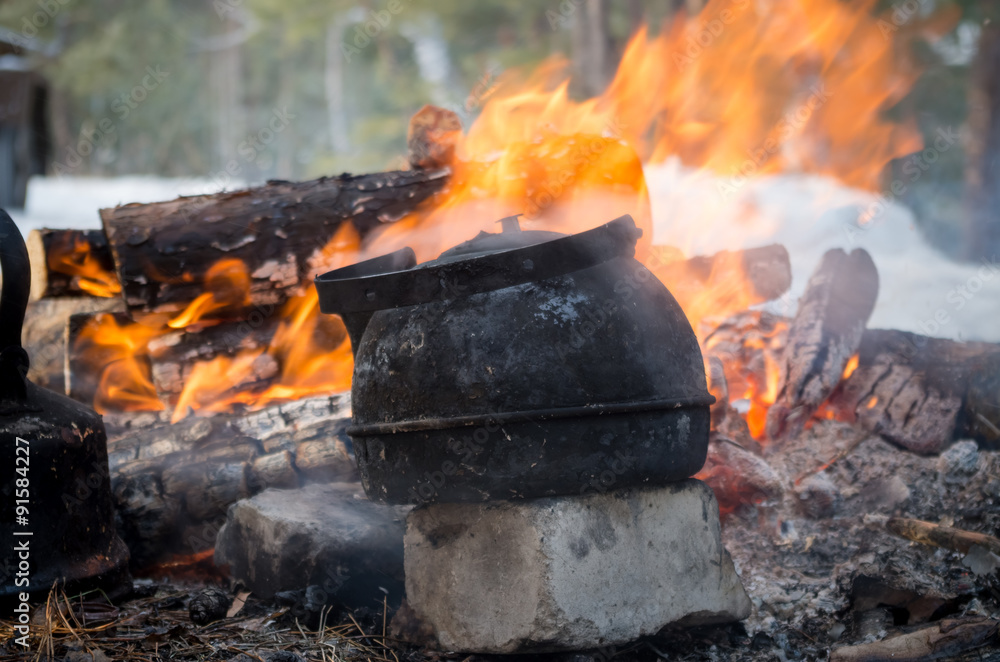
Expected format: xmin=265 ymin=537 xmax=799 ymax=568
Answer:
xmin=0 ymin=209 xmax=30 ymax=355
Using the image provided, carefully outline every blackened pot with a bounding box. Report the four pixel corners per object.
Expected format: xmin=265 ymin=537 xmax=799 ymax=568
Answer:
xmin=0 ymin=209 xmax=130 ymax=601
xmin=316 ymin=215 xmax=714 ymax=504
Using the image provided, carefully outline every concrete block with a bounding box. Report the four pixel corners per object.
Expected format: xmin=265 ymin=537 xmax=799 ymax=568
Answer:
xmin=403 ymin=479 xmax=751 ymax=652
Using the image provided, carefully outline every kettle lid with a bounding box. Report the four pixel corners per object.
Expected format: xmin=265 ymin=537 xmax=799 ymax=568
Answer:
xmin=315 ymin=214 xmax=642 ymax=315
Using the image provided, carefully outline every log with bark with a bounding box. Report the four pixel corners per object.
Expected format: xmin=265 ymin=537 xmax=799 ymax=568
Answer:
xmin=827 ymin=329 xmax=1000 ymax=453
xmin=21 ymin=297 xmax=122 ymax=392
xmin=26 ymin=228 xmax=119 ymax=300
xmin=107 ymin=394 xmax=355 ymax=567
xmin=766 ymin=248 xmax=879 ymax=442
xmin=100 ymin=169 xmax=449 ymax=322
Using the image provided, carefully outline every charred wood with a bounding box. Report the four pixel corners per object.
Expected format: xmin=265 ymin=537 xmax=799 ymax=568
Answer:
xmin=829 ymin=617 xmax=998 ymax=662
xmin=106 ymin=394 xmax=354 ymax=567
xmin=767 ymin=248 xmax=878 ymax=442
xmin=827 ymin=329 xmax=1000 ymax=454
xmin=698 ymin=434 xmax=783 ymax=517
xmin=407 ymin=105 xmax=461 ymax=170
xmin=100 ymin=169 xmax=449 ymax=322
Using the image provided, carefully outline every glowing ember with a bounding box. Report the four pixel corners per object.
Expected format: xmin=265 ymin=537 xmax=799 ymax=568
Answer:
xmin=842 ymin=354 xmax=860 ymax=381
xmin=49 ymin=234 xmax=122 ymax=298
xmin=137 ymin=548 xmax=227 ymax=582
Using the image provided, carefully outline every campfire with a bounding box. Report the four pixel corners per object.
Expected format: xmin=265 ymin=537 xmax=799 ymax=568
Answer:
xmin=5 ymin=0 xmax=1000 ymax=659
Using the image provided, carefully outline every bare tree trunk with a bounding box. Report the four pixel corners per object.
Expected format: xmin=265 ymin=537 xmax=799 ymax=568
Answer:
xmin=326 ymin=19 xmax=350 ymax=154
xmin=212 ymin=14 xmax=245 ymax=173
xmin=571 ymin=0 xmax=613 ymax=97
xmin=966 ymin=24 xmax=1000 ymax=258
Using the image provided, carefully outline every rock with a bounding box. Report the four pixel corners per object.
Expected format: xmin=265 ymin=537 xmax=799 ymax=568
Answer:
xmin=937 ymin=440 xmax=979 ymax=482
xmin=401 ymin=479 xmax=751 ymax=653
xmin=794 ymin=473 xmax=840 ymax=519
xmin=214 ymin=482 xmax=409 ymax=612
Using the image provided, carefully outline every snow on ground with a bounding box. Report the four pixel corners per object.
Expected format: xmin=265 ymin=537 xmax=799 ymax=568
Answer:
xmin=6 ymin=176 xmax=241 ymax=234
xmin=6 ymin=169 xmax=999 ymax=343
xmin=646 ymin=159 xmax=1000 ymax=343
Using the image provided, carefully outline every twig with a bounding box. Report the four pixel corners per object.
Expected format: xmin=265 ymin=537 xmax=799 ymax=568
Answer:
xmin=794 ymin=432 xmax=869 ymax=485
xmin=887 ymin=517 xmax=1000 ymax=556
xmin=54 ymin=590 xmax=92 ymax=654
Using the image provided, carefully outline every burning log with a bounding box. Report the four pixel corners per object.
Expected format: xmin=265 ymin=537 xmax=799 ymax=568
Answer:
xmin=107 ymin=394 xmax=354 ymax=566
xmin=767 ymin=248 xmax=879 ymax=442
xmin=144 ymin=313 xmax=348 ymax=407
xmin=100 ymin=169 xmax=449 ymax=322
xmin=66 ymin=311 xmax=161 ymax=411
xmin=701 ymin=310 xmax=790 ymax=441
xmin=145 ymin=320 xmax=282 ymax=406
xmin=26 ymin=228 xmax=120 ymax=299
xmin=828 ymin=329 xmax=1000 ymax=454
xmin=21 ymin=297 xmax=122 ymax=392
xmin=655 ymin=243 xmax=792 ymax=319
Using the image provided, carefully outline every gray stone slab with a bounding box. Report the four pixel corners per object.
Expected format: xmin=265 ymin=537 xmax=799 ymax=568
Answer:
xmin=215 ymin=482 xmax=409 ymax=611
xmin=403 ymin=479 xmax=751 ymax=653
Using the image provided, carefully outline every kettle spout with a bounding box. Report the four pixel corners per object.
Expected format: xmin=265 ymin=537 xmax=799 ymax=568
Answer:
xmin=315 ymin=247 xmax=417 ymax=359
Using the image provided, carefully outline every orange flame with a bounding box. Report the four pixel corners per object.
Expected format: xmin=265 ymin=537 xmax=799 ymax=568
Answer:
xmin=72 ymin=314 xmax=164 ymax=414
xmin=74 ymin=1 xmax=938 ymax=436
xmin=169 ymin=224 xmax=360 ymax=421
xmin=167 ymin=259 xmax=251 ymax=328
xmin=620 ymin=0 xmax=927 ymax=189
xmin=49 ymin=234 xmax=121 ymax=298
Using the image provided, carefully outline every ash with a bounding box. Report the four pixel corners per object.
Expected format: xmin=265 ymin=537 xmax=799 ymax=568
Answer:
xmin=696 ymin=419 xmax=1000 ymax=661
